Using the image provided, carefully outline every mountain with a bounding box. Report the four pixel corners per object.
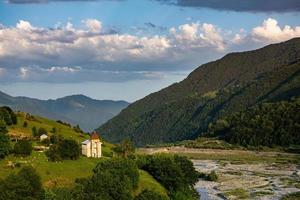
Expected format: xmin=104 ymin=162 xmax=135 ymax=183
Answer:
xmin=0 ymin=92 xmax=129 ymax=131
xmin=97 ymin=38 xmax=300 ymax=146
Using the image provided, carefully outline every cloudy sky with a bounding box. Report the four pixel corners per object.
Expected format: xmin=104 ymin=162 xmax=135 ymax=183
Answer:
xmin=0 ymin=0 xmax=300 ymax=102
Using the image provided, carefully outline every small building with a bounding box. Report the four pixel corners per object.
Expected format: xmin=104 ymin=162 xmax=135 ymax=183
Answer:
xmin=81 ymin=132 xmax=102 ymax=158
xmin=40 ymin=134 xmax=48 ymax=141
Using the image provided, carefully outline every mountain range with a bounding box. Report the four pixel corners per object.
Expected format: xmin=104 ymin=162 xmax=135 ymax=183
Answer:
xmin=0 ymin=92 xmax=129 ymax=131
xmin=97 ymin=38 xmax=300 ymax=146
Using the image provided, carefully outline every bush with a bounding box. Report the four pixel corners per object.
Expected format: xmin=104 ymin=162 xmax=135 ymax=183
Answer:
xmin=23 ymin=121 xmax=28 ymax=127
xmin=138 ymin=154 xmax=199 ymax=192
xmin=207 ymin=171 xmax=218 ymax=181
xmin=45 ymin=138 xmax=80 ymax=161
xmin=0 ymin=120 xmax=11 ymax=158
xmin=32 ymin=126 xmax=38 ymax=137
xmin=45 ymin=144 xmax=62 ymax=162
xmin=38 ymin=128 xmax=48 ymax=137
xmin=135 ymin=190 xmax=169 ymax=200
xmin=14 ymin=140 xmax=33 ymax=156
xmin=72 ymin=158 xmax=139 ymax=200
xmin=0 ymin=166 xmax=45 ymax=200
xmin=59 ymin=139 xmax=80 ymax=160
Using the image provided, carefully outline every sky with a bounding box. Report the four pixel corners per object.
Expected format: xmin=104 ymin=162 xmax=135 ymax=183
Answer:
xmin=0 ymin=0 xmax=300 ymax=102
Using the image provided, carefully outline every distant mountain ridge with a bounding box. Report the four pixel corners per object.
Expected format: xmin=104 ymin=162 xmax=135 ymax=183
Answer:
xmin=0 ymin=92 xmax=129 ymax=131
xmin=97 ymin=38 xmax=300 ymax=146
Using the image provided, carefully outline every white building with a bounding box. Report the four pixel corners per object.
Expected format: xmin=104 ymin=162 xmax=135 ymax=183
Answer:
xmin=81 ymin=132 xmax=102 ymax=158
xmin=40 ymin=134 xmax=48 ymax=141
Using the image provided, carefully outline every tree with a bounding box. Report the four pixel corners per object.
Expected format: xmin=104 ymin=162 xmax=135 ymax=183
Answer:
xmin=50 ymin=127 xmax=56 ymax=134
xmin=23 ymin=121 xmax=28 ymax=128
xmin=0 ymin=108 xmax=12 ymax=125
xmin=0 ymin=120 xmax=10 ymax=159
xmin=114 ymin=139 xmax=135 ymax=158
xmin=73 ymin=125 xmax=83 ymax=133
xmin=45 ymin=138 xmax=80 ymax=161
xmin=38 ymin=128 xmax=48 ymax=137
xmin=138 ymin=154 xmax=199 ymax=194
xmin=0 ymin=166 xmax=45 ymax=200
xmin=135 ymin=190 xmax=169 ymax=200
xmin=32 ymin=126 xmax=38 ymax=137
xmin=72 ymin=158 xmax=139 ymax=200
xmin=49 ymin=134 xmax=63 ymax=144
xmin=59 ymin=139 xmax=80 ymax=160
xmin=14 ymin=140 xmax=33 ymax=156
xmin=45 ymin=144 xmax=61 ymax=162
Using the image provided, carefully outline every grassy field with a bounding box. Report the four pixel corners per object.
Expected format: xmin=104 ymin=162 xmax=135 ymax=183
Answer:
xmin=0 ymin=151 xmax=101 ymax=187
xmin=0 ymin=112 xmax=116 ymax=187
xmin=8 ymin=112 xmax=89 ymax=143
xmin=134 ymin=170 xmax=169 ymax=197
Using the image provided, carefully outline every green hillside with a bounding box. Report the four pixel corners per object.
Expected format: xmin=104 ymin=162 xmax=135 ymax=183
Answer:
xmin=0 ymin=111 xmax=170 ymax=199
xmin=8 ymin=112 xmax=89 ymax=143
xmin=98 ymin=38 xmax=300 ymax=146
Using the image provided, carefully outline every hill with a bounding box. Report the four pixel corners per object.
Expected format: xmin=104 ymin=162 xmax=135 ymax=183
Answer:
xmin=97 ymin=38 xmax=300 ymax=146
xmin=0 ymin=92 xmax=129 ymax=131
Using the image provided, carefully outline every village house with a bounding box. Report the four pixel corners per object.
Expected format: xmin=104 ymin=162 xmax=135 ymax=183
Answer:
xmin=40 ymin=134 xmax=48 ymax=141
xmin=81 ymin=132 xmax=102 ymax=158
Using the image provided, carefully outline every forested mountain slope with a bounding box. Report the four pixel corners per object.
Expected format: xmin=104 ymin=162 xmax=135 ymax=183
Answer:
xmin=98 ymin=38 xmax=300 ymax=146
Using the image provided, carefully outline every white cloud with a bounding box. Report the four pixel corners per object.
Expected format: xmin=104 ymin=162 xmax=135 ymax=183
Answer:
xmin=0 ymin=18 xmax=299 ymax=83
xmin=19 ymin=67 xmax=29 ymax=79
xmin=84 ymin=19 xmax=102 ymax=32
xmin=16 ymin=20 xmax=34 ymax=31
xmin=252 ymin=18 xmax=300 ymax=43
xmin=47 ymin=66 xmax=81 ymax=73
xmin=200 ymin=23 xmax=225 ymax=50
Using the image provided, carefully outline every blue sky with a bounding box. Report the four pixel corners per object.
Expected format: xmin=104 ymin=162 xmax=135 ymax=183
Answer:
xmin=0 ymin=0 xmax=300 ymax=101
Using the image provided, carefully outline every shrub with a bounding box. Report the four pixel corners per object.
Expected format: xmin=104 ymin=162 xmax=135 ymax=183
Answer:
xmin=207 ymin=171 xmax=218 ymax=182
xmin=14 ymin=140 xmax=33 ymax=156
xmin=0 ymin=166 xmax=45 ymax=200
xmin=0 ymin=120 xmax=10 ymax=158
xmin=38 ymin=128 xmax=48 ymax=137
xmin=45 ymin=138 xmax=80 ymax=161
xmin=58 ymin=139 xmax=80 ymax=160
xmin=72 ymin=158 xmax=139 ymax=200
xmin=138 ymin=154 xmax=199 ymax=192
xmin=135 ymin=190 xmax=169 ymax=200
xmin=23 ymin=121 xmax=28 ymax=127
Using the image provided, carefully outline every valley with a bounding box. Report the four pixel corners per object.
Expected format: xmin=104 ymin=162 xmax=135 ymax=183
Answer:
xmin=138 ymin=147 xmax=300 ymax=200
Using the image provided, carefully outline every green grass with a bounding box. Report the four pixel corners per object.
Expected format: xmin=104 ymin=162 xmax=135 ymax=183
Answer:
xmin=2 ymin=112 xmax=115 ymax=188
xmin=9 ymin=112 xmax=88 ymax=143
xmin=134 ymin=170 xmax=168 ymax=197
xmin=0 ymin=151 xmax=103 ymax=188
xmin=224 ymin=188 xmax=249 ymax=199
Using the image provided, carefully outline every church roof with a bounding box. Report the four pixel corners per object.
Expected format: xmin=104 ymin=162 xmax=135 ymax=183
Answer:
xmin=81 ymin=139 xmax=90 ymax=145
xmin=90 ymin=131 xmax=100 ymax=140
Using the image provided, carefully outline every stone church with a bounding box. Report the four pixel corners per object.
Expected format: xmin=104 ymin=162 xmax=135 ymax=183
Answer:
xmin=81 ymin=132 xmax=102 ymax=158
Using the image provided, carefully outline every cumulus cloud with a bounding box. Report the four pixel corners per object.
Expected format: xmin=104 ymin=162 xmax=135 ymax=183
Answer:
xmin=0 ymin=18 xmax=299 ymax=83
xmin=84 ymin=19 xmax=102 ymax=32
xmin=157 ymin=0 xmax=300 ymax=13
xmin=251 ymin=18 xmax=300 ymax=43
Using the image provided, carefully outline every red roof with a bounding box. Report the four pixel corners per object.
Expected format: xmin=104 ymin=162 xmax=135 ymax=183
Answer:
xmin=90 ymin=131 xmax=100 ymax=140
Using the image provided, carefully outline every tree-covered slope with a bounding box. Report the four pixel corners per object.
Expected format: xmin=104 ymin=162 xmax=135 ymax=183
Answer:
xmin=206 ymin=97 xmax=300 ymax=147
xmin=97 ymin=38 xmax=300 ymax=146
